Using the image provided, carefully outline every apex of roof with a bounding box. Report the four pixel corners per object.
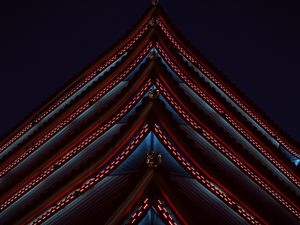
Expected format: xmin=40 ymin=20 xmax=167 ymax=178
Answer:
xmin=152 ymin=0 xmax=159 ymax=6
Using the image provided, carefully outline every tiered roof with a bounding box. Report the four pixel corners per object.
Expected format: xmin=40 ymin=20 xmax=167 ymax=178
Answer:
xmin=0 ymin=2 xmax=299 ymax=225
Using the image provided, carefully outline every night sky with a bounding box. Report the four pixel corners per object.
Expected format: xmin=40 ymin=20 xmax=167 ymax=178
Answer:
xmin=0 ymin=0 xmax=299 ymax=142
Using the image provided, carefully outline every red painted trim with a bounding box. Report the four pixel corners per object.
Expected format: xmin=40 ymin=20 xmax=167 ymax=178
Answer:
xmin=153 ymin=124 xmax=265 ymax=225
xmin=155 ymin=77 xmax=300 ymax=217
xmin=22 ymin=115 xmax=263 ymax=224
xmin=125 ymin=197 xmax=150 ymax=224
xmin=158 ymin=194 xmax=189 ymax=225
xmin=23 ymin=123 xmax=150 ymax=224
xmin=0 ymin=80 xmax=152 ymax=211
xmin=0 ymin=42 xmax=153 ymax=177
xmin=157 ymin=15 xmax=300 ymax=158
xmin=0 ymin=9 xmax=155 ymax=156
xmin=155 ymin=40 xmax=300 ymax=187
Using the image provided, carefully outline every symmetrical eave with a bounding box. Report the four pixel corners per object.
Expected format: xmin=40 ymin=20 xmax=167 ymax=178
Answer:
xmin=122 ymin=192 xmax=187 ymax=225
xmin=20 ymin=116 xmax=260 ymax=224
xmin=0 ymin=97 xmax=248 ymax=223
xmin=1 ymin=4 xmax=299 ymax=225
xmin=3 ymin=97 xmax=299 ymax=224
xmin=1 ymin=40 xmax=298 ymax=225
xmin=1 ymin=5 xmax=298 ymax=179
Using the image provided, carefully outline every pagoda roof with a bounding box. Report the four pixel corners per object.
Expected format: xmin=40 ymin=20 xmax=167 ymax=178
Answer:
xmin=0 ymin=2 xmax=299 ymax=225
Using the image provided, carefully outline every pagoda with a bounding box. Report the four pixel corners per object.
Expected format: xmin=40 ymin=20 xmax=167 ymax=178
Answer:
xmin=0 ymin=1 xmax=299 ymax=224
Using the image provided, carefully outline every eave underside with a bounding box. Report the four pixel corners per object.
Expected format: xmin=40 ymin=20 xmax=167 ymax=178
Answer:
xmin=0 ymin=4 xmax=299 ymax=225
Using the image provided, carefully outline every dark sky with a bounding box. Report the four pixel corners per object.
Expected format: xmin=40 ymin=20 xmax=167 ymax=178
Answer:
xmin=0 ymin=0 xmax=299 ymax=142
